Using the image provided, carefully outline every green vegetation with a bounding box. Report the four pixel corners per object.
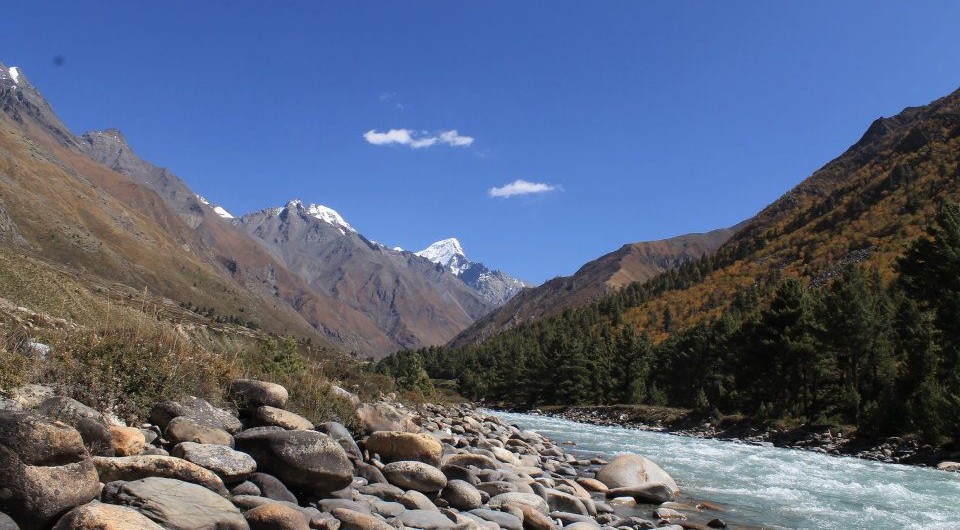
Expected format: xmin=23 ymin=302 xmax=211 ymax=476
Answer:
xmin=382 ymin=202 xmax=960 ymax=444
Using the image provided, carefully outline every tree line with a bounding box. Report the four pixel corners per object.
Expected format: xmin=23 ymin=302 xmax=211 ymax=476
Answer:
xmin=379 ymin=202 xmax=960 ymax=443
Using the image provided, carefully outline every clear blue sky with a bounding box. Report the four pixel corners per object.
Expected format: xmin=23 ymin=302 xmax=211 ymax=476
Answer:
xmin=3 ymin=2 xmax=959 ymax=284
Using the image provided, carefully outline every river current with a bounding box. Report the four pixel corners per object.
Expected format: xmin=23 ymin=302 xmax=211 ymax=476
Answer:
xmin=488 ymin=410 xmax=960 ymax=529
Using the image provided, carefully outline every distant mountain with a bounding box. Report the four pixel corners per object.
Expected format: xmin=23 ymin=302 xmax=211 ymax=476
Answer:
xmin=233 ymin=201 xmax=495 ymax=353
xmin=416 ymin=238 xmax=529 ymax=306
xmin=449 ymin=227 xmax=735 ymax=347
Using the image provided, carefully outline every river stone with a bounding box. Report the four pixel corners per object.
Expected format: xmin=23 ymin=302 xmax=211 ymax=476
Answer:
xmin=396 ymin=510 xmax=459 ymax=530
xmin=355 ymin=402 xmax=419 ymax=435
xmin=652 ymin=508 xmax=685 ymax=521
xmin=355 ymin=461 xmax=388 ymax=485
xmin=244 ymin=503 xmax=310 ymax=530
xmin=149 ymin=396 xmax=242 ymax=434
xmin=937 ymin=461 xmax=960 ymax=472
xmin=248 ymin=472 xmax=298 ymax=503
xmin=477 ymin=481 xmax=519 ymax=497
xmin=230 ymin=495 xmax=299 ymax=512
xmin=165 ymin=416 xmax=234 ymax=446
xmin=91 ymin=455 xmax=228 ymax=496
xmin=228 ymin=379 xmax=289 ymax=410
xmin=330 ymin=508 xmax=392 ymax=530
xmin=545 ymin=490 xmax=587 ymax=516
xmin=358 ymin=483 xmax=406 ymax=502
xmin=102 ymin=477 xmax=248 ymax=530
xmin=318 ymin=500 xmax=371 ymax=515
xmin=508 ymin=503 xmax=554 ymax=530
xmin=382 ymin=460 xmax=448 ymax=492
xmin=442 ymin=464 xmax=481 ymax=485
xmin=488 ymin=493 xmax=549 ymax=514
xmin=575 ymin=478 xmax=607 ymax=493
xmin=445 ymin=453 xmax=498 ymax=470
xmin=366 ymin=431 xmax=443 ymax=465
xmin=0 ymin=513 xmax=17 ymax=530
xmin=595 ymin=454 xmax=678 ymax=500
xmin=231 ymin=481 xmax=261 ymax=496
xmin=52 ymin=501 xmax=166 ymax=530
xmin=109 ymin=426 xmax=145 ymax=456
xmin=563 ymin=522 xmax=599 ymax=530
xmin=605 ymin=484 xmax=676 ymax=504
xmin=316 ymin=421 xmax=362 ymax=458
xmin=356 ymin=495 xmax=405 ymax=518
xmin=441 ymin=480 xmax=483 ymax=510
xmin=470 ymin=509 xmax=523 ymax=530
xmin=35 ymin=397 xmax=113 ymax=457
xmin=0 ymin=411 xmax=100 ymax=530
xmin=400 ymin=490 xmax=441 ymax=511
xmin=171 ymin=442 xmax=257 ymax=483
xmin=251 ymin=406 xmax=313 ymax=431
xmin=235 ymin=429 xmax=352 ymax=494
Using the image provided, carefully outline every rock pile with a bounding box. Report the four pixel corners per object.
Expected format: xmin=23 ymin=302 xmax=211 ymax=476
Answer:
xmin=0 ymin=381 xmax=717 ymax=530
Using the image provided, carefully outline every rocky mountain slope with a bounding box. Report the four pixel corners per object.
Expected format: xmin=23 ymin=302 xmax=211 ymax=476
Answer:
xmin=449 ymin=227 xmax=735 ymax=347
xmin=416 ymin=238 xmax=529 ymax=306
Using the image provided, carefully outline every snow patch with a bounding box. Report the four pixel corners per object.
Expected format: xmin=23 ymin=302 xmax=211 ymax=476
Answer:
xmin=8 ymin=67 xmax=20 ymax=84
xmin=283 ymin=199 xmax=355 ymax=235
xmin=213 ymin=206 xmax=234 ymax=219
xmin=416 ymin=238 xmax=469 ymax=274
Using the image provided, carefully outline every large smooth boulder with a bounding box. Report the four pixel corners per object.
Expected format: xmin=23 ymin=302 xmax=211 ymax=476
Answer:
xmin=35 ymin=397 xmax=113 ymax=457
xmin=52 ymin=501 xmax=165 ymax=530
xmin=488 ymin=493 xmax=549 ymax=514
xmin=0 ymin=512 xmax=18 ymax=530
xmin=165 ymin=416 xmax=234 ymax=446
xmin=0 ymin=411 xmax=99 ymax=530
xmin=355 ymin=402 xmax=419 ymax=435
xmin=330 ymin=508 xmax=394 ymax=530
xmin=171 ymin=442 xmax=257 ymax=483
xmin=102 ymin=477 xmax=248 ymax=530
xmin=91 ymin=455 xmax=228 ymax=496
xmin=316 ymin=421 xmax=361 ymax=458
xmin=366 ymin=431 xmax=443 ymax=465
xmin=441 ymin=480 xmax=483 ymax=510
xmin=937 ymin=461 xmax=960 ymax=472
xmin=149 ymin=396 xmax=242 ymax=434
xmin=251 ymin=406 xmax=313 ymax=431
xmin=244 ymin=504 xmax=309 ymax=530
xmin=382 ymin=460 xmax=447 ymax=493
xmin=595 ymin=454 xmax=678 ymax=501
xmin=605 ymin=484 xmax=677 ymax=504
xmin=469 ymin=509 xmax=523 ymax=530
xmin=228 ymin=379 xmax=289 ymax=410
xmin=445 ymin=453 xmax=498 ymax=470
xmin=508 ymin=503 xmax=555 ymax=530
xmin=395 ymin=510 xmax=458 ymax=530
xmin=235 ymin=429 xmax=352 ymax=494
xmin=247 ymin=472 xmax=298 ymax=503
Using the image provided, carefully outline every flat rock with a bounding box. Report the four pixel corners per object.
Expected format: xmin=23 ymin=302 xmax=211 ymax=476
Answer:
xmin=103 ymin=477 xmax=248 ymax=530
xmin=366 ymin=431 xmax=443 ymax=465
xmin=251 ymin=406 xmax=313 ymax=431
xmin=0 ymin=411 xmax=99 ymax=530
xmin=165 ymin=416 xmax=234 ymax=446
xmin=149 ymin=396 xmax=241 ymax=434
xmin=171 ymin=442 xmax=257 ymax=483
xmin=382 ymin=460 xmax=447 ymax=493
xmin=52 ymin=501 xmax=165 ymax=530
xmin=92 ymin=455 xmax=228 ymax=496
xmin=228 ymin=379 xmax=289 ymax=410
xmin=235 ymin=429 xmax=352 ymax=494
xmin=488 ymin=493 xmax=550 ymax=514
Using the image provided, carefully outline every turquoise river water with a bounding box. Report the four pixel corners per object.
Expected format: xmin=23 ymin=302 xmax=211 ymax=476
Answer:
xmin=488 ymin=410 xmax=960 ymax=529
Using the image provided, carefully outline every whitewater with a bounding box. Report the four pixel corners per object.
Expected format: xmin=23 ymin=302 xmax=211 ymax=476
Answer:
xmin=489 ymin=411 xmax=960 ymax=529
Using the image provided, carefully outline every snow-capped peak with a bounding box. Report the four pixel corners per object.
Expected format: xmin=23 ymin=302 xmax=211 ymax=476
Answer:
xmin=196 ymin=195 xmax=235 ymax=219
xmin=8 ymin=67 xmax=20 ymax=84
xmin=417 ymin=238 xmax=467 ymax=269
xmin=284 ymin=199 xmax=355 ymax=235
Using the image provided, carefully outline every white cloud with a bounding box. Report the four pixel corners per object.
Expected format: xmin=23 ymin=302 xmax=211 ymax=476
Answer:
xmin=363 ymin=129 xmax=474 ymax=149
xmin=488 ymin=179 xmax=559 ymax=198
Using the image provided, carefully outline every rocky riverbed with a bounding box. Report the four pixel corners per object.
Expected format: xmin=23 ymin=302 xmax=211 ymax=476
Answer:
xmin=530 ymin=406 xmax=960 ymax=471
xmin=0 ymin=380 xmax=735 ymax=530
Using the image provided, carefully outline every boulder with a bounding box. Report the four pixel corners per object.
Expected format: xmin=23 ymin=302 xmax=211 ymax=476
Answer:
xmin=316 ymin=421 xmax=362 ymax=458
xmin=109 ymin=426 xmax=145 ymax=457
xmin=52 ymin=501 xmax=165 ymax=530
xmin=937 ymin=461 xmax=960 ymax=472
xmin=171 ymin=442 xmax=257 ymax=483
xmin=149 ymin=396 xmax=242 ymax=433
xmin=605 ymin=484 xmax=676 ymax=504
xmin=251 ymin=406 xmax=313 ymax=431
xmin=228 ymin=379 xmax=289 ymax=410
xmin=574 ymin=478 xmax=607 ymax=493
xmin=247 ymin=472 xmax=298 ymax=503
xmin=544 ymin=491 xmax=587 ymax=516
xmin=469 ymin=509 xmax=523 ymax=530
xmin=355 ymin=402 xmax=419 ymax=435
xmin=102 ymin=477 xmax=248 ymax=530
xmin=508 ymin=503 xmax=555 ymax=530
xmin=35 ymin=397 xmax=113 ymax=457
xmin=231 ymin=481 xmax=261 ymax=496
xmin=235 ymin=429 xmax=352 ymax=494
xmin=595 ymin=454 xmax=678 ymax=500
xmin=165 ymin=416 xmax=234 ymax=446
xmin=395 ymin=510 xmax=458 ymax=530
xmin=0 ymin=512 xmax=17 ymax=530
xmin=488 ymin=493 xmax=549 ymax=514
xmin=331 ymin=386 xmax=361 ymax=407
xmin=91 ymin=455 xmax=228 ymax=496
xmin=330 ymin=508 xmax=393 ymax=530
xmin=382 ymin=460 xmax=447 ymax=493
xmin=0 ymin=411 xmax=99 ymax=530
xmin=366 ymin=431 xmax=443 ymax=465
xmin=399 ymin=490 xmax=440 ymax=511
xmin=441 ymin=480 xmax=483 ymax=510
xmin=244 ymin=504 xmax=310 ymax=530
xmin=444 ymin=453 xmax=498 ymax=470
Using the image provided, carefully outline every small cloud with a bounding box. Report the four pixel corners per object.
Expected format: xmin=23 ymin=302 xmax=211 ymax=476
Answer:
xmin=378 ymin=92 xmax=396 ymax=101
xmin=363 ymin=129 xmax=474 ymax=149
xmin=488 ymin=179 xmax=560 ymax=198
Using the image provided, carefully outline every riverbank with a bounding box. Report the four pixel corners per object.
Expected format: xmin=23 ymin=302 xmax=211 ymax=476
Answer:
xmin=510 ymin=404 xmax=960 ymax=470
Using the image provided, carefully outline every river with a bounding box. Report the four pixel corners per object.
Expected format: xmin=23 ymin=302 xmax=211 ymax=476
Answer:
xmin=488 ymin=410 xmax=960 ymax=529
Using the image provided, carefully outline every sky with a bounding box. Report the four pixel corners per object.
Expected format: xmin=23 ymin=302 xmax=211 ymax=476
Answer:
xmin=2 ymin=2 xmax=960 ymax=284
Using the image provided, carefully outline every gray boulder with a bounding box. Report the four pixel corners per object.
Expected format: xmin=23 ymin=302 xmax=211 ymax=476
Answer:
xmin=488 ymin=492 xmax=549 ymax=514
xmin=316 ymin=421 xmax=361 ymax=458
xmin=248 ymin=472 xmax=298 ymax=503
xmin=251 ymin=406 xmax=313 ymax=431
xmin=35 ymin=397 xmax=113 ymax=457
xmin=382 ymin=460 xmax=448 ymax=493
xmin=171 ymin=442 xmax=257 ymax=483
xmin=165 ymin=416 xmax=234 ymax=446
xmin=441 ymin=480 xmax=483 ymax=510
xmin=331 ymin=508 xmax=393 ymax=530
xmin=469 ymin=510 xmax=523 ymax=530
xmin=235 ymin=429 xmax=352 ymax=494
xmin=395 ymin=510 xmax=458 ymax=530
xmin=365 ymin=431 xmax=443 ymax=466
xmin=52 ymin=501 xmax=165 ymax=530
xmin=91 ymin=455 xmax=228 ymax=496
xmin=228 ymin=379 xmax=289 ymax=410
xmin=595 ymin=454 xmax=678 ymax=501
xmin=103 ymin=477 xmax=248 ymax=530
xmin=244 ymin=503 xmax=309 ymax=530
xmin=149 ymin=396 xmax=242 ymax=433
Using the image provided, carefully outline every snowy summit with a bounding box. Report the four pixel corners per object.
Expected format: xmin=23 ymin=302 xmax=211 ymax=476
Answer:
xmin=197 ymin=195 xmax=235 ymax=219
xmin=286 ymin=199 xmax=355 ymax=235
xmin=417 ymin=238 xmax=469 ymax=274
xmin=8 ymin=67 xmax=20 ymax=84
